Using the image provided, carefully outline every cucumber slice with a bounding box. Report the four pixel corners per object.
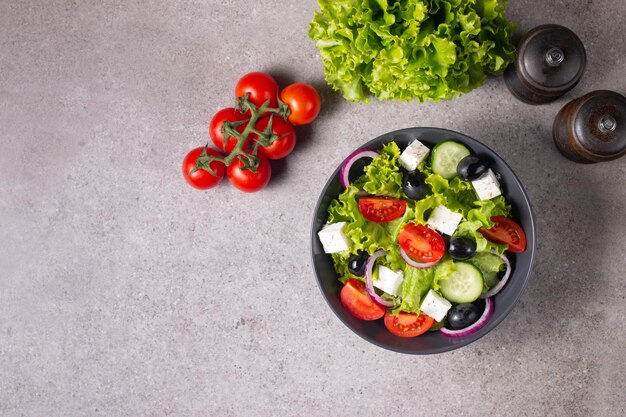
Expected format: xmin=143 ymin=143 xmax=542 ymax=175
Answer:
xmin=431 ymin=141 xmax=471 ymax=179
xmin=439 ymin=262 xmax=484 ymax=303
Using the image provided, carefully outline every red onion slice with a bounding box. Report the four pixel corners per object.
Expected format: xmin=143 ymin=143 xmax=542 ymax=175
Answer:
xmin=440 ymin=298 xmax=494 ymax=338
xmin=340 ymin=148 xmax=379 ymax=188
xmin=399 ymin=247 xmax=440 ymax=269
xmin=364 ymin=249 xmax=395 ymax=308
xmin=479 ymin=251 xmax=512 ymax=299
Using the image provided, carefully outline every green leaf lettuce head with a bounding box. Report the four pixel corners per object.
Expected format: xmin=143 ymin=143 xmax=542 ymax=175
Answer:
xmin=309 ymin=0 xmax=517 ymax=102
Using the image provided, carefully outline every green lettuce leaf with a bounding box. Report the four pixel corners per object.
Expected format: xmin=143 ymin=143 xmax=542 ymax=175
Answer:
xmin=455 ymin=195 xmax=511 ymax=254
xmin=468 ymin=251 xmax=506 ymax=290
xmin=392 ymin=266 xmax=434 ymax=314
xmin=309 ymin=0 xmax=517 ymax=102
xmin=360 ymin=142 xmax=404 ymax=197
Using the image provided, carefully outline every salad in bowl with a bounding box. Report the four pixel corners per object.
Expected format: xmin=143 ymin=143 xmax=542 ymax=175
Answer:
xmin=311 ymin=128 xmax=535 ymax=354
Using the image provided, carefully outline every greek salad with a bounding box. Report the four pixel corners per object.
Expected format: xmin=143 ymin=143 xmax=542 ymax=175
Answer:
xmin=317 ymin=139 xmax=527 ymax=338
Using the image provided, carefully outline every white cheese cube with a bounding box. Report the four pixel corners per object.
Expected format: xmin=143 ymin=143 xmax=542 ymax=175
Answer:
xmin=427 ymin=205 xmax=463 ymax=236
xmin=420 ymin=289 xmax=452 ymax=322
xmin=374 ymin=265 xmax=404 ymax=296
xmin=399 ymin=139 xmax=431 ymax=171
xmin=472 ymin=169 xmax=502 ymax=200
xmin=317 ymin=222 xmax=350 ymax=253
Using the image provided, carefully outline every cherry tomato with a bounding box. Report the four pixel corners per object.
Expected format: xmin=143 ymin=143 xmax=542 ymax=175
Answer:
xmin=235 ymin=72 xmax=279 ymax=111
xmin=280 ymin=83 xmax=321 ymax=125
xmin=384 ymin=312 xmax=434 ymax=338
xmin=358 ymin=197 xmax=407 ymax=222
xmin=227 ymin=154 xmax=272 ymax=193
xmin=479 ymin=216 xmax=527 ymax=252
xmin=398 ymin=223 xmax=445 ymax=263
xmin=253 ymin=116 xmax=297 ymax=160
xmin=182 ymin=147 xmax=225 ymax=190
xmin=209 ymin=108 xmax=249 ymax=153
xmin=340 ymin=279 xmax=386 ymax=321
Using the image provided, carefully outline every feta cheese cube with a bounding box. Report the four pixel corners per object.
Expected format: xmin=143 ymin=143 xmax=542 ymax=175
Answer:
xmin=472 ymin=169 xmax=502 ymax=200
xmin=427 ymin=205 xmax=463 ymax=236
xmin=420 ymin=289 xmax=452 ymax=322
xmin=317 ymin=222 xmax=350 ymax=253
xmin=399 ymin=139 xmax=430 ymax=171
xmin=374 ymin=265 xmax=404 ymax=296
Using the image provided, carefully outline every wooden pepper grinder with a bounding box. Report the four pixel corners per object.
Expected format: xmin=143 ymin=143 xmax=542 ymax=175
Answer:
xmin=552 ymin=90 xmax=626 ymax=163
xmin=505 ymin=24 xmax=586 ymax=104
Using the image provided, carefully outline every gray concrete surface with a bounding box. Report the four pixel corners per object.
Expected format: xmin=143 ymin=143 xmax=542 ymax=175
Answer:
xmin=1 ymin=1 xmax=625 ymax=416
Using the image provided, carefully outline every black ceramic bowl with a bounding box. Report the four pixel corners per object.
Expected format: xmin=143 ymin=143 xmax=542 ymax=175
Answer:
xmin=311 ymin=127 xmax=535 ymax=354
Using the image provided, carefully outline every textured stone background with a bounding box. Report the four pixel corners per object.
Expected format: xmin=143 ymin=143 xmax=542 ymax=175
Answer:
xmin=1 ymin=1 xmax=625 ymax=416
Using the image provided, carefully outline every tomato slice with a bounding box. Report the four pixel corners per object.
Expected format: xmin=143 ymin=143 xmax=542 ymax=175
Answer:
xmin=340 ymin=279 xmax=386 ymax=321
xmin=398 ymin=223 xmax=445 ymax=263
xmin=358 ymin=197 xmax=407 ymax=222
xmin=479 ymin=216 xmax=527 ymax=252
xmin=384 ymin=312 xmax=434 ymax=338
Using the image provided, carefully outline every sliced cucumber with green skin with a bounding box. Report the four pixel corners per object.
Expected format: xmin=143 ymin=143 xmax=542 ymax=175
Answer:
xmin=440 ymin=262 xmax=484 ymax=303
xmin=431 ymin=141 xmax=471 ymax=179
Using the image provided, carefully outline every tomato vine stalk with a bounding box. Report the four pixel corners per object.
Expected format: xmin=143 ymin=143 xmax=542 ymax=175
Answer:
xmin=190 ymin=94 xmax=290 ymax=176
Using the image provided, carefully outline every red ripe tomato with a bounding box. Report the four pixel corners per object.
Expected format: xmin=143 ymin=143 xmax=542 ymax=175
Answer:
xmin=480 ymin=216 xmax=527 ymax=252
xmin=340 ymin=279 xmax=386 ymax=321
xmin=383 ymin=312 xmax=434 ymax=338
xmin=235 ymin=72 xmax=279 ymax=110
xmin=280 ymin=83 xmax=321 ymax=125
xmin=182 ymin=147 xmax=225 ymax=190
xmin=253 ymin=116 xmax=297 ymax=160
xmin=209 ymin=108 xmax=249 ymax=153
xmin=398 ymin=223 xmax=445 ymax=263
xmin=358 ymin=197 xmax=407 ymax=222
xmin=227 ymin=154 xmax=272 ymax=193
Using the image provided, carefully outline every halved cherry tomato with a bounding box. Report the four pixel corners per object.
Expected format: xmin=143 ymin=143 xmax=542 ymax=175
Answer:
xmin=480 ymin=216 xmax=527 ymax=252
xmin=235 ymin=72 xmax=279 ymax=110
xmin=358 ymin=197 xmax=407 ymax=222
xmin=398 ymin=223 xmax=445 ymax=263
xmin=182 ymin=147 xmax=225 ymax=190
xmin=340 ymin=279 xmax=386 ymax=321
xmin=227 ymin=154 xmax=272 ymax=193
xmin=253 ymin=115 xmax=296 ymax=160
xmin=209 ymin=108 xmax=249 ymax=153
xmin=279 ymin=83 xmax=321 ymax=125
xmin=384 ymin=312 xmax=434 ymax=338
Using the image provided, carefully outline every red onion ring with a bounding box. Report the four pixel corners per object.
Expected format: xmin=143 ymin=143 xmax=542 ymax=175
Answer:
xmin=364 ymin=249 xmax=395 ymax=308
xmin=399 ymin=247 xmax=440 ymax=269
xmin=440 ymin=298 xmax=494 ymax=338
xmin=479 ymin=251 xmax=512 ymax=299
xmin=340 ymin=148 xmax=379 ymax=188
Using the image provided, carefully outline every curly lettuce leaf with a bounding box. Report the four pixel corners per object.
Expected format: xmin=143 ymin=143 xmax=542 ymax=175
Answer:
xmin=455 ymin=195 xmax=511 ymax=254
xmin=329 ymin=184 xmax=394 ymax=277
xmin=360 ymin=142 xmax=404 ymax=197
xmin=309 ymin=0 xmax=517 ymax=102
xmin=431 ymin=259 xmax=457 ymax=292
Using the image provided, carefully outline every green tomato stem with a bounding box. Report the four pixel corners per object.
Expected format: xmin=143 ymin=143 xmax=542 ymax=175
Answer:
xmin=195 ymin=94 xmax=288 ymax=174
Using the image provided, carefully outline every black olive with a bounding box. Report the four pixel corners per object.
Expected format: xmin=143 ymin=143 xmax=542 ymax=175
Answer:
xmin=448 ymin=237 xmax=477 ymax=260
xmin=347 ymin=252 xmax=368 ymax=276
xmin=456 ymin=155 xmax=489 ymax=181
xmin=402 ymin=170 xmax=429 ymax=200
xmin=447 ymin=303 xmax=481 ymax=329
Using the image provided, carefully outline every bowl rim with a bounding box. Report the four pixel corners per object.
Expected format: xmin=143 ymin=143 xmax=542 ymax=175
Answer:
xmin=310 ymin=126 xmax=536 ymax=354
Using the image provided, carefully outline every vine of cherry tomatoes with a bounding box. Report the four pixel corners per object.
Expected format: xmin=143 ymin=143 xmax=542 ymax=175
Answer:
xmin=182 ymin=72 xmax=321 ymax=192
